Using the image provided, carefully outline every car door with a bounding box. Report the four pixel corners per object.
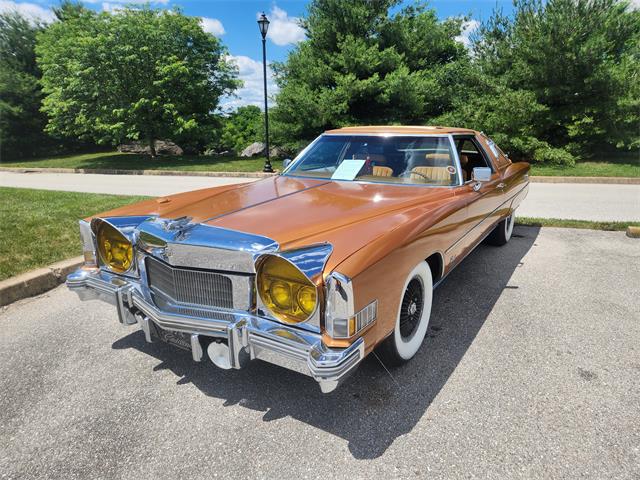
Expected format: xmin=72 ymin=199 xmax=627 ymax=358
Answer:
xmin=446 ymin=135 xmax=505 ymax=266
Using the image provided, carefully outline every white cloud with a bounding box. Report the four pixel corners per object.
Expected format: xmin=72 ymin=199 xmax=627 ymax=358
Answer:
xmin=628 ymin=0 xmax=640 ymax=9
xmin=200 ymin=16 xmax=225 ymax=36
xmin=220 ymin=55 xmax=278 ymax=111
xmin=259 ymin=6 xmax=305 ymax=46
xmin=0 ymin=0 xmax=55 ymax=23
xmin=455 ymin=19 xmax=480 ymax=49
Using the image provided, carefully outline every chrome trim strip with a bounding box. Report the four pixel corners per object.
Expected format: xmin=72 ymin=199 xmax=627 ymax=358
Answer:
xmin=448 ymin=133 xmax=465 ymax=187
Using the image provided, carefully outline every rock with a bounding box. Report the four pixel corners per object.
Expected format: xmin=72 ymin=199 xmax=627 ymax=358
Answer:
xmin=117 ymin=140 xmax=183 ymax=156
xmin=240 ymin=142 xmax=266 ymax=157
xmin=156 ymin=141 xmax=183 ymax=156
xmin=269 ymin=146 xmax=287 ymax=159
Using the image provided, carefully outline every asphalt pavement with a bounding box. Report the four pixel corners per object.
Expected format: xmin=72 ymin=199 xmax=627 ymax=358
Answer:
xmin=1 ymin=226 xmax=639 ymax=479
xmin=1 ymin=170 xmax=639 ymax=221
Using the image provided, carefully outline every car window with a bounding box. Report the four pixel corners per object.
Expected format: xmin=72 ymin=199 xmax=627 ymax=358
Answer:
xmin=285 ymin=135 xmax=462 ymax=186
xmin=455 ymin=136 xmax=494 ymax=182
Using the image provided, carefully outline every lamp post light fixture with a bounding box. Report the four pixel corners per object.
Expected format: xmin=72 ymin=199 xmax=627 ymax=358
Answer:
xmin=258 ymin=13 xmax=273 ymax=173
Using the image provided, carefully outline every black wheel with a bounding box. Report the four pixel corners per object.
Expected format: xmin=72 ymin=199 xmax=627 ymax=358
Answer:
xmin=486 ymin=212 xmax=515 ymax=246
xmin=377 ymin=262 xmax=433 ymax=367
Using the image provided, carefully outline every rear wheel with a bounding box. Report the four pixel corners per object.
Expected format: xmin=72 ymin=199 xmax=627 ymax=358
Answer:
xmin=377 ymin=262 xmax=433 ymax=366
xmin=486 ymin=211 xmax=515 ymax=246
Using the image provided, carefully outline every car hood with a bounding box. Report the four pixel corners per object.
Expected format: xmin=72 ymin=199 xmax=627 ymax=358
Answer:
xmin=96 ymin=175 xmax=455 ymax=273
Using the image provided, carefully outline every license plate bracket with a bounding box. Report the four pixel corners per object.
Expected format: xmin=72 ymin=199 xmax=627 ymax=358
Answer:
xmin=151 ymin=323 xmax=192 ymax=351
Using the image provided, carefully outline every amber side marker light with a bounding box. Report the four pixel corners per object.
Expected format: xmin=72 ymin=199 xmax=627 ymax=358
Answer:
xmin=256 ymin=255 xmax=317 ymax=324
xmin=94 ymin=220 xmax=134 ymax=274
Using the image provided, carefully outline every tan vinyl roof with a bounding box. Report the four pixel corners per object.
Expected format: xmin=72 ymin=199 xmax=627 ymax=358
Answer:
xmin=324 ymin=125 xmax=477 ymax=135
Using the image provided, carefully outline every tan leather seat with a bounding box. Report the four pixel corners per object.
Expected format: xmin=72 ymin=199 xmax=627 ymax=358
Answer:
xmin=410 ymin=166 xmax=452 ymax=185
xmin=373 ymin=166 xmax=393 ymax=177
xmin=425 ymin=153 xmax=451 ymax=164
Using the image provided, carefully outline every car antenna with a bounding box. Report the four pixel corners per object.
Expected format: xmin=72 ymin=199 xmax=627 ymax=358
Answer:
xmin=372 ymin=350 xmax=401 ymax=390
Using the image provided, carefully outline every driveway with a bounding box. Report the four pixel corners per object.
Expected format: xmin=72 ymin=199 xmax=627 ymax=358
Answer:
xmin=1 ymin=227 xmax=638 ymax=479
xmin=1 ymin=170 xmax=639 ymax=221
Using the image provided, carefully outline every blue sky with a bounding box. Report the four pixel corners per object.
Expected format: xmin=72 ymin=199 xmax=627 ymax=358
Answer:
xmin=1 ymin=0 xmax=515 ymax=109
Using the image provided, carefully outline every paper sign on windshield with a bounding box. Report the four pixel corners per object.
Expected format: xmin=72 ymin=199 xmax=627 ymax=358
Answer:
xmin=331 ymin=159 xmax=366 ymax=181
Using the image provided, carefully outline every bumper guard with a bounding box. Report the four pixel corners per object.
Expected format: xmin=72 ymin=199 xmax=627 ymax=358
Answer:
xmin=66 ymin=268 xmax=364 ymax=393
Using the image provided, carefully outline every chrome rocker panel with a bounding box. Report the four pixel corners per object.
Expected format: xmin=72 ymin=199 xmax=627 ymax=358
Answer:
xmin=67 ymin=268 xmax=364 ymax=393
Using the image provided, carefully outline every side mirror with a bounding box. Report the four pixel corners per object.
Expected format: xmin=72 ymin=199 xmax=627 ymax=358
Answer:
xmin=472 ymin=167 xmax=492 ymax=183
xmin=282 ymin=158 xmax=292 ymax=170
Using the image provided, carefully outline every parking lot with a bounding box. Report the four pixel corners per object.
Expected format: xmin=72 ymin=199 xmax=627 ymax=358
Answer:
xmin=1 ymin=226 xmax=639 ymax=479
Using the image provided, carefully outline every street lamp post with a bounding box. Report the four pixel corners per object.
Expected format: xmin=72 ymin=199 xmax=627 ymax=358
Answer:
xmin=258 ymin=13 xmax=273 ymax=173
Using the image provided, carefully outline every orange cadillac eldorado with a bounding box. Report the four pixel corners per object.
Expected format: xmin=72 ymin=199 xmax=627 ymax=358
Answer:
xmin=67 ymin=126 xmax=529 ymax=393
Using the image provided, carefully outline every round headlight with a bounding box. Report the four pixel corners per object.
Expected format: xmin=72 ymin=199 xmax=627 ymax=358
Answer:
xmin=269 ymin=280 xmax=292 ymax=309
xmin=95 ymin=220 xmax=133 ymax=273
xmin=256 ymin=255 xmax=317 ymax=324
xmin=297 ymin=286 xmax=317 ymax=316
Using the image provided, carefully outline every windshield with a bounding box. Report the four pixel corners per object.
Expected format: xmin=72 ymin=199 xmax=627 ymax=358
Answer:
xmin=284 ymin=135 xmax=461 ymax=186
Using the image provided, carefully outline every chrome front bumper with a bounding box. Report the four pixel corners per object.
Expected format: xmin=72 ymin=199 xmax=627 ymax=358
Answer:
xmin=66 ymin=268 xmax=364 ymax=393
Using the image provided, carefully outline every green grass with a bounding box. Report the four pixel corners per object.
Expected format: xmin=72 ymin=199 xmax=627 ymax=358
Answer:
xmin=529 ymin=153 xmax=639 ymax=177
xmin=516 ymin=217 xmax=640 ymax=231
xmin=0 ymin=151 xmax=283 ymax=173
xmin=0 ymin=187 xmax=147 ymax=281
xmin=3 ymin=150 xmax=637 ymax=177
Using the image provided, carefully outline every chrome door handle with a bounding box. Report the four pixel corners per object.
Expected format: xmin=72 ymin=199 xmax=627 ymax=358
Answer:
xmin=497 ymin=182 xmax=506 ymax=189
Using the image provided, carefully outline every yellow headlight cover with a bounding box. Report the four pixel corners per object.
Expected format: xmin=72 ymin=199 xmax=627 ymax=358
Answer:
xmin=96 ymin=220 xmax=133 ymax=273
xmin=257 ymin=255 xmax=318 ymax=324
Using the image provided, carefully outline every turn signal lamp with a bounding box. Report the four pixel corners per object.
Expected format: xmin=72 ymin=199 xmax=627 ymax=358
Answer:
xmin=256 ymin=255 xmax=317 ymax=324
xmin=95 ymin=220 xmax=134 ymax=273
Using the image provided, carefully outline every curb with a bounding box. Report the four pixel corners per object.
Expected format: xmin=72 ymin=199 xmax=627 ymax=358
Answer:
xmin=0 ymin=256 xmax=82 ymax=307
xmin=530 ymin=176 xmax=639 ymax=185
xmin=0 ymin=166 xmax=277 ymax=178
xmin=626 ymin=226 xmax=640 ymax=238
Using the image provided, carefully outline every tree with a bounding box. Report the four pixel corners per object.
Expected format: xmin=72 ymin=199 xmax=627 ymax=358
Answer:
xmin=474 ymin=0 xmax=640 ymax=157
xmin=217 ymin=105 xmax=263 ymax=153
xmin=0 ymin=11 xmax=49 ymax=159
xmin=272 ymin=0 xmax=469 ymax=146
xmin=36 ymin=5 xmax=239 ymax=156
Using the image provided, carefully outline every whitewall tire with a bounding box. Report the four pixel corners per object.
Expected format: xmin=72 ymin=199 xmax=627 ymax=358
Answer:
xmin=487 ymin=211 xmax=515 ymax=246
xmin=377 ymin=261 xmax=433 ymax=366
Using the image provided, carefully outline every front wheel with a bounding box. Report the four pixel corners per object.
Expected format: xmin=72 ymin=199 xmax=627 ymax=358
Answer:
xmin=377 ymin=262 xmax=433 ymax=367
xmin=486 ymin=211 xmax=515 ymax=246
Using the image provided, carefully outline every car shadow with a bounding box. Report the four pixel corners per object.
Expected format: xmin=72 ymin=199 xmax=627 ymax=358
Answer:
xmin=112 ymin=225 xmax=540 ymax=459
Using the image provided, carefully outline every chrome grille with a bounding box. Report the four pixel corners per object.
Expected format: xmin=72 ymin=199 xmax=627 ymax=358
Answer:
xmin=146 ymin=256 xmax=234 ymax=309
